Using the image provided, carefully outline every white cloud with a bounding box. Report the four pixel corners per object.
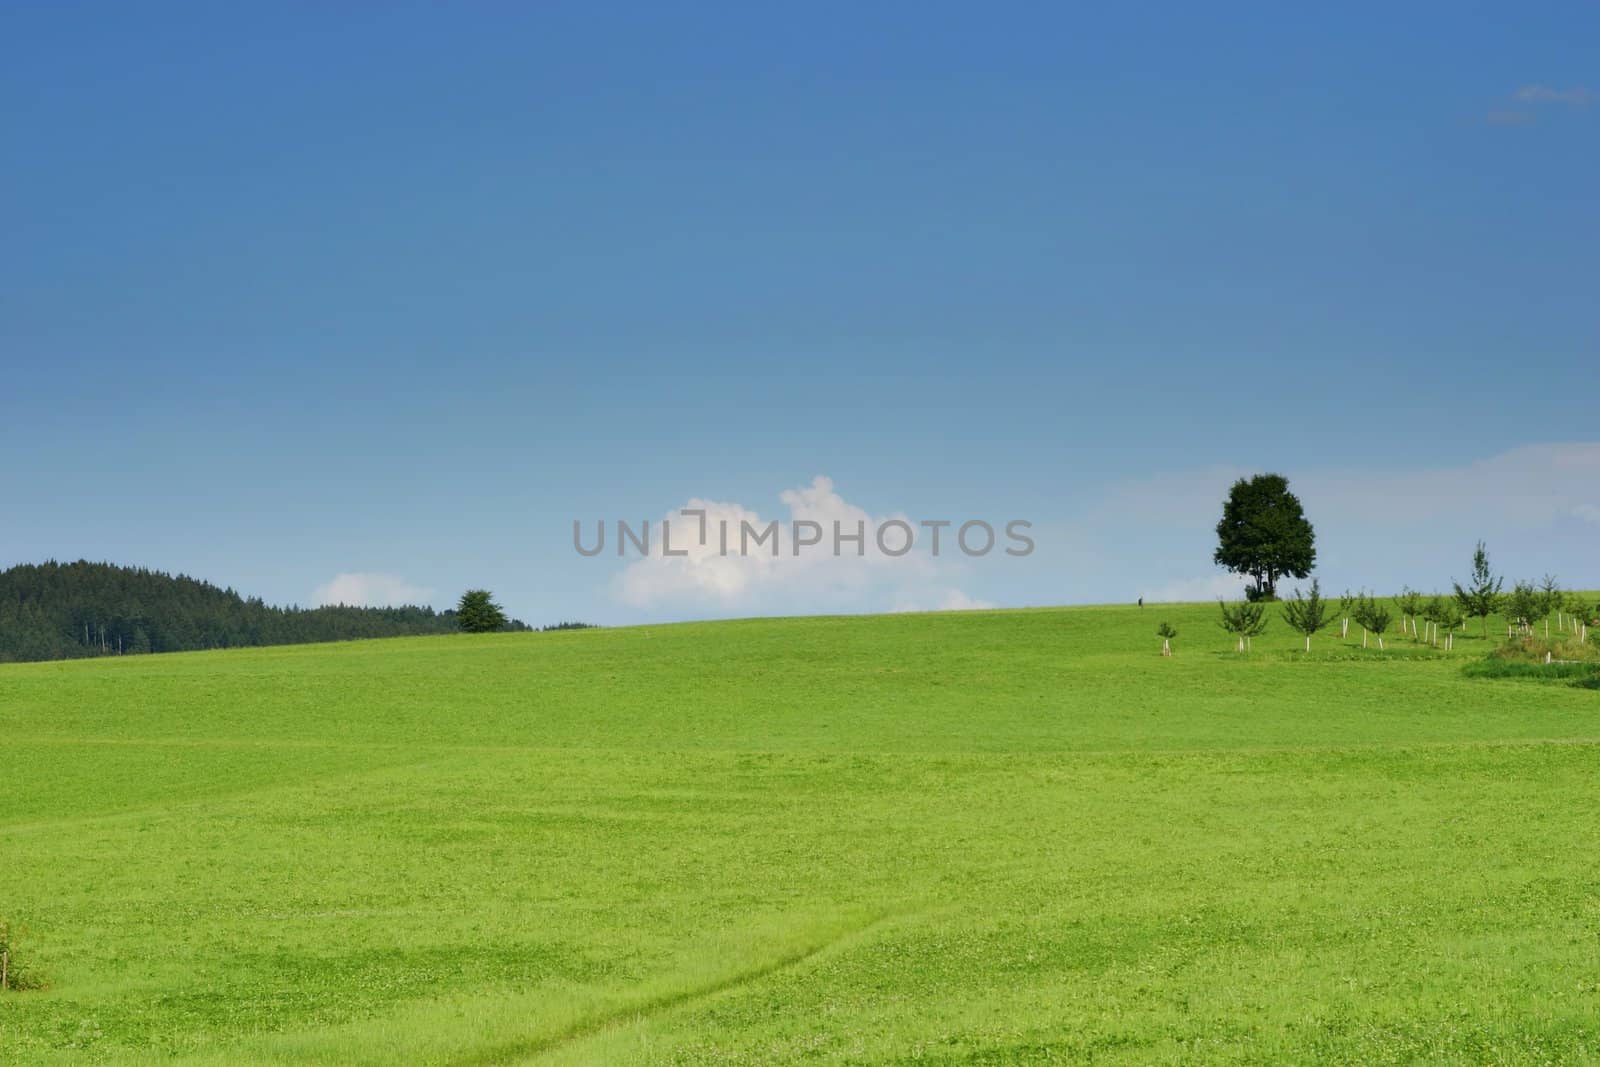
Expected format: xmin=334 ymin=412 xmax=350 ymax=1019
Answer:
xmin=1137 ymin=574 xmax=1247 ymax=604
xmin=1513 ymin=84 xmax=1595 ymax=106
xmin=1575 ymin=504 xmax=1600 ymax=526
xmin=1300 ymin=443 xmax=1600 ymax=530
xmin=891 ymin=589 xmax=998 ymax=613
xmin=936 ymin=589 xmax=996 ymax=611
xmin=313 ymin=572 xmax=434 ymax=608
xmin=611 ymin=476 xmax=989 ymax=616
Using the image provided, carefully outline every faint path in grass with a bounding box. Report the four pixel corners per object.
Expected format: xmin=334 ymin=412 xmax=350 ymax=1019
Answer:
xmin=0 ymin=752 xmax=442 ymax=835
xmin=447 ymin=911 xmax=918 ymax=1067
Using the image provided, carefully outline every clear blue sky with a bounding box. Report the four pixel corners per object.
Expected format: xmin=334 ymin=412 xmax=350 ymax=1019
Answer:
xmin=4 ymin=3 xmax=1596 ymax=623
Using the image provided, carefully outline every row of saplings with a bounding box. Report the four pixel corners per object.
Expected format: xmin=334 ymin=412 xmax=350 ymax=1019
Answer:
xmin=1157 ymin=543 xmax=1598 ymax=656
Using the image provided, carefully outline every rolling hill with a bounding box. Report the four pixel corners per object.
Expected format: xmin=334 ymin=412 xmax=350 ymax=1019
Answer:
xmin=1 ymin=601 xmax=1597 ymax=1063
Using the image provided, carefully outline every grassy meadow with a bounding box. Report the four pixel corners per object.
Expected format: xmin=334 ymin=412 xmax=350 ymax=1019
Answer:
xmin=2 ymin=599 xmax=1599 ymax=1064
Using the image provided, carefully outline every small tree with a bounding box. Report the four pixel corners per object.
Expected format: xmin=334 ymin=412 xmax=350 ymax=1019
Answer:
xmin=1539 ymin=575 xmax=1563 ymax=636
xmin=456 ymin=589 xmax=508 ymax=633
xmin=1396 ymin=587 xmax=1423 ymax=640
xmin=1281 ymin=579 xmax=1329 ymax=652
xmin=1420 ymin=594 xmax=1446 ymax=646
xmin=1219 ymin=600 xmax=1269 ymax=652
xmin=1157 ymin=621 xmax=1178 ymax=657
xmin=1571 ymin=597 xmax=1597 ymax=644
xmin=1352 ymin=592 xmax=1393 ymax=650
xmin=1338 ymin=589 xmax=1355 ymax=640
xmin=1427 ymin=598 xmax=1465 ymax=646
xmin=1505 ymin=581 xmax=1540 ymax=637
xmin=1435 ymin=597 xmax=1465 ymax=650
xmin=1452 ymin=541 xmax=1503 ymax=639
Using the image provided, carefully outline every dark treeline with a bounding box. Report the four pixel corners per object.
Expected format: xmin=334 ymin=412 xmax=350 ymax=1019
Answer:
xmin=0 ymin=561 xmax=531 ymax=663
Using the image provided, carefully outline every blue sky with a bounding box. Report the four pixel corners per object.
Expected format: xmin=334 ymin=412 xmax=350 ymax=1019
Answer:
xmin=3 ymin=3 xmax=1596 ymax=624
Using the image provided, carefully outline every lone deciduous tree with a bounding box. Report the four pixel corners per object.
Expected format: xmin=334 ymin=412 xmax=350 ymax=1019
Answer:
xmin=1213 ymin=474 xmax=1316 ymax=602
xmin=1452 ymin=541 xmax=1503 ymax=639
xmin=1280 ymin=579 xmax=1330 ymax=652
xmin=456 ymin=589 xmax=508 ymax=633
xmin=1219 ymin=600 xmax=1269 ymax=652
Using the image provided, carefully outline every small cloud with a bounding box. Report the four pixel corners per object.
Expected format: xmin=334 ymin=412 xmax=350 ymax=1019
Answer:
xmin=937 ymin=590 xmax=995 ymax=611
xmin=1513 ymin=84 xmax=1595 ymax=106
xmin=889 ymin=589 xmax=996 ymax=613
xmin=611 ymin=476 xmax=997 ymax=616
xmin=1574 ymin=504 xmax=1600 ymax=526
xmin=314 ymin=572 xmax=433 ymax=608
xmin=1138 ymin=573 xmax=1248 ymax=604
xmin=1485 ymin=108 xmax=1536 ymax=126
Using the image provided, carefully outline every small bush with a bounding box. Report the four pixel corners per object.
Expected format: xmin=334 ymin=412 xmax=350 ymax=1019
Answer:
xmin=1463 ymin=636 xmax=1600 ymax=687
xmin=1487 ymin=635 xmax=1599 ymax=664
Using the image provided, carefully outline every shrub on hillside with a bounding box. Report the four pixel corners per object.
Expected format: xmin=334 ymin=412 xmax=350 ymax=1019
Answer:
xmin=1486 ymin=634 xmax=1599 ymax=665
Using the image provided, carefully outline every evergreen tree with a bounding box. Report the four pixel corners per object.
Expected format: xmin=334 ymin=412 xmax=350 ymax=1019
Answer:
xmin=1451 ymin=541 xmax=1503 ymax=639
xmin=456 ymin=589 xmax=509 ymax=634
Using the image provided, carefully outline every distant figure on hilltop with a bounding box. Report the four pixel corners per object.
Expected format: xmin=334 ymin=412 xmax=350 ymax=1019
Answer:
xmin=1138 ymin=597 xmax=1144 ymax=609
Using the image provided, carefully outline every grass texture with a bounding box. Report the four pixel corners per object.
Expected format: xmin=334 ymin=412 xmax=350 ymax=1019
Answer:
xmin=3 ymin=600 xmax=1599 ymax=1063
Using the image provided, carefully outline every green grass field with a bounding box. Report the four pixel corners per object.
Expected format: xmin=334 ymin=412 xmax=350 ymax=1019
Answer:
xmin=3 ymin=601 xmax=1599 ymax=1064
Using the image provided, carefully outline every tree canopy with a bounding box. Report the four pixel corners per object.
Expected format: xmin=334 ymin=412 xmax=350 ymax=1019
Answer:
xmin=1213 ymin=474 xmax=1316 ymax=601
